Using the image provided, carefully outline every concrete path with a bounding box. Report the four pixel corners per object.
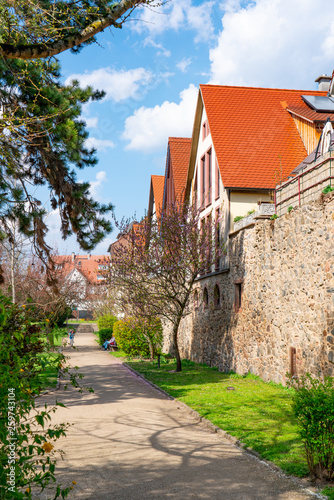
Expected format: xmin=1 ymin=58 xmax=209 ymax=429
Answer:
xmin=40 ymin=327 xmax=319 ymax=500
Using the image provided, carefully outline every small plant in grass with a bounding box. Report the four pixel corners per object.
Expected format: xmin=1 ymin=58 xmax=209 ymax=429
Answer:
xmin=323 ymin=185 xmax=334 ymax=194
xmin=287 ymin=205 xmax=294 ymax=213
xmin=288 ymin=373 xmax=334 ymax=480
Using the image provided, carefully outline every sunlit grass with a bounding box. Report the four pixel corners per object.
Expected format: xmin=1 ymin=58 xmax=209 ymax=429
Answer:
xmin=126 ymin=358 xmax=308 ymax=477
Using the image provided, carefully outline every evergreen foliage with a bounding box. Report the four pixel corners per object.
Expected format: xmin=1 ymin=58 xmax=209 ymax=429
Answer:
xmin=0 ymin=57 xmax=113 ymax=276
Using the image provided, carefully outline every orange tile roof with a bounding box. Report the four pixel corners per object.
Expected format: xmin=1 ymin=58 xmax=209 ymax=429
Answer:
xmin=169 ymin=137 xmax=192 ymax=201
xmin=286 ymin=105 xmax=334 ymax=123
xmin=53 ymin=254 xmax=110 ymax=283
xmin=200 ymin=85 xmax=328 ymax=189
xmin=151 ymin=175 xmax=165 ymax=217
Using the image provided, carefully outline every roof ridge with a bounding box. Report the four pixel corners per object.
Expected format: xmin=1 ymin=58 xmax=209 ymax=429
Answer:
xmin=200 ymin=83 xmax=326 ymax=94
xmin=168 ymin=137 xmax=192 ymax=142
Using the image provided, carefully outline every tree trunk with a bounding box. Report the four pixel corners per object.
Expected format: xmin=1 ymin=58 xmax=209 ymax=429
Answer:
xmin=172 ymin=317 xmax=182 ymax=372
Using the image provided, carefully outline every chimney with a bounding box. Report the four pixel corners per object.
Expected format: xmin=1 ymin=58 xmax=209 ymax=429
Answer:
xmin=71 ymin=252 xmax=75 ymax=262
xmin=315 ymin=74 xmax=332 ymax=92
xmin=87 ymin=253 xmax=91 ymax=260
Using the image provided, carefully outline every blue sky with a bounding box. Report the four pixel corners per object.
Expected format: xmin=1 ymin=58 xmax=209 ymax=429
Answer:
xmin=46 ymin=0 xmax=334 ymax=254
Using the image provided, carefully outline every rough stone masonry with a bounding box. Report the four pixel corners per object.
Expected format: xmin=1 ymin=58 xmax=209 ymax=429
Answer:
xmin=163 ymin=193 xmax=334 ymax=384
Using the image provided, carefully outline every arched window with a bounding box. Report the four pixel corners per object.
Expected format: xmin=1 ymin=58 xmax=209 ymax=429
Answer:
xmin=203 ymin=287 xmax=209 ymax=308
xmin=214 ymin=284 xmax=220 ymax=307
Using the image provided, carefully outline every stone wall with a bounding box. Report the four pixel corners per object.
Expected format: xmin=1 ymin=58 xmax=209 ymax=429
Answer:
xmin=163 ymin=194 xmax=334 ymax=384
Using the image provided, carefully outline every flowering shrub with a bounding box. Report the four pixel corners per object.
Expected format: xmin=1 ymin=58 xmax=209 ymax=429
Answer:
xmin=97 ymin=314 xmax=117 ymax=331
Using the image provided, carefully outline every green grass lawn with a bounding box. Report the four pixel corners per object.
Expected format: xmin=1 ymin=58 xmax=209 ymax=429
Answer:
xmin=125 ymin=358 xmax=308 ymax=478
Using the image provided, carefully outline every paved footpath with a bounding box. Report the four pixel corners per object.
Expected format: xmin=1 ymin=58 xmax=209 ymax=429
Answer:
xmin=39 ymin=327 xmax=320 ymax=500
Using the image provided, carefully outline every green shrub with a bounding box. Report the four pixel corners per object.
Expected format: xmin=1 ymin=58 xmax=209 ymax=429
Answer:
xmin=97 ymin=314 xmax=117 ymax=331
xmin=287 ymin=205 xmax=294 ymax=213
xmin=113 ymin=317 xmax=162 ymax=358
xmin=288 ymin=374 xmax=334 ymax=480
xmin=323 ymin=185 xmax=334 ymax=194
xmin=98 ymin=328 xmax=114 ymax=346
xmin=0 ymin=296 xmax=76 ymax=498
xmin=322 ymin=486 xmax=334 ymax=500
xmin=233 ymin=215 xmax=244 ymax=223
xmin=270 ymin=213 xmax=278 ymax=220
xmin=247 ymin=209 xmax=255 ymax=215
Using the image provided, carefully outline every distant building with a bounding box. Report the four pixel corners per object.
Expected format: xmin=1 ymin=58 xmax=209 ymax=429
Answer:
xmin=53 ymin=253 xmax=110 ymax=318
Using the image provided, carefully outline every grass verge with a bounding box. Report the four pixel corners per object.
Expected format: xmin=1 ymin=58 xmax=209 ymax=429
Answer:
xmin=126 ymin=358 xmax=308 ymax=478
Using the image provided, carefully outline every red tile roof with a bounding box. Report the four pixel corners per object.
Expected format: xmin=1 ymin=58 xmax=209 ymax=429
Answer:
xmin=200 ymin=85 xmax=329 ymax=189
xmin=151 ymin=175 xmax=165 ymax=217
xmin=53 ymin=255 xmax=110 ymax=283
xmin=169 ymin=137 xmax=192 ymax=201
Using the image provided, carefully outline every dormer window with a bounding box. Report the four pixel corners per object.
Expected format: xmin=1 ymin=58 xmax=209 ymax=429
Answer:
xmin=78 ymin=261 xmax=81 ymax=266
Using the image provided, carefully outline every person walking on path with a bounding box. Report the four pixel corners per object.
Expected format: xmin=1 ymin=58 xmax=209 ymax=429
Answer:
xmin=41 ymin=325 xmax=318 ymax=500
xmin=68 ymin=328 xmax=75 ymax=347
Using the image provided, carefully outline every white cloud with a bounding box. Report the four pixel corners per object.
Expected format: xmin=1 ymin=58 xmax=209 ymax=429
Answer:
xmin=122 ymin=84 xmax=198 ymax=152
xmin=89 ymin=171 xmax=107 ymax=200
xmin=133 ymin=0 xmax=214 ymax=42
xmin=209 ymin=0 xmax=334 ymax=89
xmin=177 ymin=57 xmax=192 ymax=73
xmin=143 ymin=37 xmax=171 ymax=57
xmin=84 ymin=117 xmax=98 ymax=128
xmin=65 ymin=67 xmax=152 ymax=102
xmin=85 ymin=137 xmax=115 ymax=151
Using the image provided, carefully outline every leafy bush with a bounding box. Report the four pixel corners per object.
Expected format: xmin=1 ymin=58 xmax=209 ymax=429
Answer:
xmin=113 ymin=317 xmax=162 ymax=358
xmin=233 ymin=215 xmax=244 ymax=223
xmin=288 ymin=373 xmax=334 ymax=480
xmin=98 ymin=328 xmax=114 ymax=346
xmin=0 ymin=295 xmax=79 ymax=499
xmin=323 ymin=185 xmax=334 ymax=194
xmin=287 ymin=205 xmax=294 ymax=213
xmin=270 ymin=214 xmax=278 ymax=220
xmin=97 ymin=314 xmax=117 ymax=331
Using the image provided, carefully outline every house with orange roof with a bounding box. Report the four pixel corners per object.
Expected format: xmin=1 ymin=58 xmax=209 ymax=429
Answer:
xmin=162 ymin=137 xmax=192 ymax=213
xmin=184 ymin=82 xmax=334 ymax=272
xmin=147 ymin=175 xmax=164 ymax=223
xmin=53 ymin=253 xmax=110 ymax=318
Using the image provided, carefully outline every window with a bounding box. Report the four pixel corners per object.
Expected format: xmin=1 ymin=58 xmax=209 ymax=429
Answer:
xmin=201 ymin=156 xmax=205 ymax=207
xmin=215 ymin=208 xmax=220 ymax=271
xmin=200 ymin=218 xmax=206 ymax=275
xmin=202 ymin=120 xmax=210 ymax=140
xmin=193 ymin=170 xmax=198 ymax=210
xmin=207 ymin=149 xmax=212 ymax=206
xmin=234 ymin=281 xmax=242 ymax=312
xmin=98 ymin=264 xmax=108 ymax=270
xmin=206 ymin=213 xmax=212 ymax=272
xmin=78 ymin=261 xmax=81 ymax=266
xmin=215 ymin=160 xmax=220 ymax=200
xmin=290 ymin=347 xmax=297 ymax=377
xmin=214 ymin=285 xmax=221 ymax=308
xmin=203 ymin=287 xmax=209 ymax=308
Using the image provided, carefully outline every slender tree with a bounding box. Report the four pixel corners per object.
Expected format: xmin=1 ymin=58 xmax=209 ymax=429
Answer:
xmin=109 ymin=202 xmax=224 ymax=371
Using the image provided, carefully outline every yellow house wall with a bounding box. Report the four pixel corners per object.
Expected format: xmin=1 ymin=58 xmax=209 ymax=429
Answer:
xmin=230 ymin=191 xmax=271 ymax=230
